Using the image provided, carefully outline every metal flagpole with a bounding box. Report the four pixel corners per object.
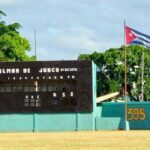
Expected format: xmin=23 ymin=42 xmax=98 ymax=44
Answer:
xmin=124 ymin=21 xmax=129 ymax=130
xmin=141 ymin=49 xmax=144 ymax=101
xmin=124 ymin=21 xmax=127 ymax=98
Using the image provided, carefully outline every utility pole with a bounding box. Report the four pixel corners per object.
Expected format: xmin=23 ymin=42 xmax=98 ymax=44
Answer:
xmin=34 ymin=29 xmax=37 ymax=60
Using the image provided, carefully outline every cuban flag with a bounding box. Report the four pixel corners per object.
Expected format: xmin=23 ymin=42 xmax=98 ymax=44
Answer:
xmin=125 ymin=26 xmax=150 ymax=48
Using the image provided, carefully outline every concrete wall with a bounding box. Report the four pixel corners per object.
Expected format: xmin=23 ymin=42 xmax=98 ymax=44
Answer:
xmin=0 ymin=114 xmax=33 ymax=132
xmin=96 ymin=102 xmax=150 ymax=130
xmin=0 ymin=113 xmax=96 ymax=132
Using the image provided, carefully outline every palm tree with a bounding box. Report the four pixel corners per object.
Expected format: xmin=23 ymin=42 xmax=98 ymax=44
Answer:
xmin=0 ymin=10 xmax=6 ymax=18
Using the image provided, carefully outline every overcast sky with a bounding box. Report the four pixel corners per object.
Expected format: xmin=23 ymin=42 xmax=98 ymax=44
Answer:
xmin=1 ymin=0 xmax=150 ymax=60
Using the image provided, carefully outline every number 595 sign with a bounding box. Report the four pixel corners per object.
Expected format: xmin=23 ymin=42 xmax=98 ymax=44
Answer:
xmin=127 ymin=108 xmax=146 ymax=120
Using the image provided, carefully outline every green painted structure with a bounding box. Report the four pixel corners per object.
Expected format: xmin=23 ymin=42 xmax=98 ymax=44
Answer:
xmin=96 ymin=102 xmax=150 ymax=130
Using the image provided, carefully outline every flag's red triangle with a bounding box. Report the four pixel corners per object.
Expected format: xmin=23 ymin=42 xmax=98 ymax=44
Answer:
xmin=125 ymin=26 xmax=137 ymax=44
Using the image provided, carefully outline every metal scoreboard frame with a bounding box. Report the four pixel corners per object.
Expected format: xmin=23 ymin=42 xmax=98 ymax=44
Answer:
xmin=0 ymin=60 xmax=93 ymax=113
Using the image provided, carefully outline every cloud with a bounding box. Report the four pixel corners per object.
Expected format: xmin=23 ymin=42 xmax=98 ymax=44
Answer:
xmin=0 ymin=0 xmax=19 ymax=6
xmin=25 ymin=23 xmax=122 ymax=60
xmin=36 ymin=47 xmax=75 ymax=61
xmin=33 ymin=25 xmax=120 ymax=60
xmin=48 ymin=26 xmax=100 ymax=51
xmin=54 ymin=35 xmax=99 ymax=53
xmin=32 ymin=26 xmax=101 ymax=60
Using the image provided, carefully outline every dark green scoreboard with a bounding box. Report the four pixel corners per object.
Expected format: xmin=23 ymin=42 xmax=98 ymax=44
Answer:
xmin=0 ymin=60 xmax=93 ymax=113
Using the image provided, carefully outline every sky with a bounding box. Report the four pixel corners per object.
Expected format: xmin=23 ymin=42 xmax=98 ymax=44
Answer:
xmin=0 ymin=0 xmax=150 ymax=60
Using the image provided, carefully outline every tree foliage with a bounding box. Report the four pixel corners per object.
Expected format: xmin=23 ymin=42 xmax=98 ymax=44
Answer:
xmin=0 ymin=10 xmax=6 ymax=18
xmin=0 ymin=10 xmax=35 ymax=61
xmin=78 ymin=45 xmax=150 ymax=100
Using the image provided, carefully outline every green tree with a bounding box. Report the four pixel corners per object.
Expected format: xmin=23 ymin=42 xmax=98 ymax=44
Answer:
xmin=78 ymin=45 xmax=150 ymax=100
xmin=0 ymin=10 xmax=35 ymax=61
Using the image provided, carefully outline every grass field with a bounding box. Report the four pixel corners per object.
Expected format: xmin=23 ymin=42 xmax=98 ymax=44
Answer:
xmin=0 ymin=131 xmax=150 ymax=150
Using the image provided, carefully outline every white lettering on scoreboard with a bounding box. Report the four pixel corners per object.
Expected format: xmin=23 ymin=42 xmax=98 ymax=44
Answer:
xmin=0 ymin=67 xmax=78 ymax=81
xmin=0 ymin=67 xmax=78 ymax=74
xmin=7 ymin=75 xmax=76 ymax=80
xmin=0 ymin=68 xmax=20 ymax=74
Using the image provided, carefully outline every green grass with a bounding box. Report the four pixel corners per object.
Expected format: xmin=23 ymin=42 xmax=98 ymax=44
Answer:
xmin=0 ymin=131 xmax=150 ymax=150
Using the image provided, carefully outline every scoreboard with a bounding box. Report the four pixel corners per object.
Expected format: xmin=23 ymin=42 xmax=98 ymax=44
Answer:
xmin=0 ymin=60 xmax=93 ymax=113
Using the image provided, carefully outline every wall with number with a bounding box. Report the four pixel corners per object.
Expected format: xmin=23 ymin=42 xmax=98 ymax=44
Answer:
xmin=96 ymin=102 xmax=150 ymax=130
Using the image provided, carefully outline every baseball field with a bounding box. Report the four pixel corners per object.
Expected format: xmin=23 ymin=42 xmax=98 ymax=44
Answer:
xmin=0 ymin=131 xmax=150 ymax=150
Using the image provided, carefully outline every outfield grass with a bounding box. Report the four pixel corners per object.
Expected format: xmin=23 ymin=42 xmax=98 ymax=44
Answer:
xmin=0 ymin=131 xmax=150 ymax=150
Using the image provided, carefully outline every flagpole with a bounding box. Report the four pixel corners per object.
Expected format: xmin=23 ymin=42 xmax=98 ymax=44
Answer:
xmin=124 ymin=21 xmax=129 ymax=130
xmin=141 ymin=49 xmax=144 ymax=101
xmin=124 ymin=21 xmax=127 ymax=98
